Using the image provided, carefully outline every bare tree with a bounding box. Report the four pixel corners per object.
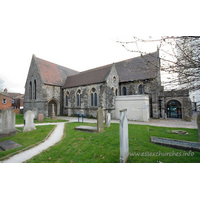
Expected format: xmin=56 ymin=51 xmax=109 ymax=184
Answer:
xmin=117 ymin=36 xmax=200 ymax=92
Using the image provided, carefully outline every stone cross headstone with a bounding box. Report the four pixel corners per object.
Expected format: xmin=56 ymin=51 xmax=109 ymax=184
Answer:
xmin=197 ymin=113 xmax=200 ymax=143
xmin=106 ymin=113 xmax=111 ymax=128
xmin=23 ymin=110 xmax=36 ymax=132
xmin=0 ymin=109 xmax=16 ymax=136
xmin=51 ymin=104 xmax=56 ymax=119
xmin=97 ymin=107 xmax=104 ymax=133
xmin=120 ymin=109 xmax=129 ymax=163
xmin=38 ymin=113 xmax=44 ymax=122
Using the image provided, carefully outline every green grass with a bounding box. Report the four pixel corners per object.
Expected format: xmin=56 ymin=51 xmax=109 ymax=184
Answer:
xmin=27 ymin=123 xmax=200 ymax=163
xmin=16 ymin=114 xmax=68 ymax=124
xmin=0 ymin=125 xmax=55 ymax=160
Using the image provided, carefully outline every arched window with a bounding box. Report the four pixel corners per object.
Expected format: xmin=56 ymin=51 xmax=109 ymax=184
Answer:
xmin=34 ymin=80 xmax=36 ymax=99
xmin=30 ymin=81 xmax=32 ymax=100
xmin=122 ymin=87 xmax=126 ymax=95
xmin=167 ymin=100 xmax=182 ymax=118
xmin=77 ymin=90 xmax=81 ymax=106
xmin=66 ymin=91 xmax=69 ymax=107
xmin=91 ymin=88 xmax=97 ymax=107
xmin=139 ymin=85 xmax=143 ymax=94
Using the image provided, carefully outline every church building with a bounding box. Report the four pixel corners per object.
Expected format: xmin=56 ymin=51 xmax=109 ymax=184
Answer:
xmin=24 ymin=50 xmax=192 ymax=121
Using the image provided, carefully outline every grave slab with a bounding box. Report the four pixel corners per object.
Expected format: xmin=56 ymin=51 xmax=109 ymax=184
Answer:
xmin=151 ymin=136 xmax=200 ymax=152
xmin=0 ymin=140 xmax=22 ymax=151
xmin=74 ymin=126 xmax=97 ymax=133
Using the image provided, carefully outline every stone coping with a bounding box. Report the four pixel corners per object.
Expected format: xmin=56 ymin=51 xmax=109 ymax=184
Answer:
xmin=151 ymin=136 xmax=200 ymax=152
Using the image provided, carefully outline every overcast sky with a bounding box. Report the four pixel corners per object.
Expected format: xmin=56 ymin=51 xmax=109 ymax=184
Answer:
xmin=0 ymin=0 xmax=198 ymax=94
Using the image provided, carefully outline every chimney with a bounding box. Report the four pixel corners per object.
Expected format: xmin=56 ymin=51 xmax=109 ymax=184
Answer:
xmin=4 ymin=88 xmax=7 ymax=94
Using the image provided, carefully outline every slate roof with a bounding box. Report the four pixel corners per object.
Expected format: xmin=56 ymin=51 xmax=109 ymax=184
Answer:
xmin=63 ymin=51 xmax=159 ymax=88
xmin=35 ymin=56 xmax=79 ymax=86
xmin=7 ymin=93 xmax=22 ymax=98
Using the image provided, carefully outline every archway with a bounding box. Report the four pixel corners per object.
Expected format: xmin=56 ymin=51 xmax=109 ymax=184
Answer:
xmin=48 ymin=100 xmax=57 ymax=117
xmin=167 ymin=100 xmax=182 ymax=119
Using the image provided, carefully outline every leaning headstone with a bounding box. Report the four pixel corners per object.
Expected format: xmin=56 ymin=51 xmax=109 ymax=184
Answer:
xmin=0 ymin=109 xmax=16 ymax=137
xmin=23 ymin=110 xmax=36 ymax=132
xmin=51 ymin=104 xmax=56 ymax=119
xmin=97 ymin=107 xmax=104 ymax=133
xmin=106 ymin=113 xmax=111 ymax=128
xmin=197 ymin=113 xmax=200 ymax=143
xmin=38 ymin=113 xmax=44 ymax=122
xmin=120 ymin=109 xmax=129 ymax=163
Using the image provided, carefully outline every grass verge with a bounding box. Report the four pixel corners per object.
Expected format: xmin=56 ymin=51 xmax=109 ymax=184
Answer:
xmin=27 ymin=123 xmax=200 ymax=163
xmin=16 ymin=114 xmax=68 ymax=124
xmin=0 ymin=125 xmax=55 ymax=160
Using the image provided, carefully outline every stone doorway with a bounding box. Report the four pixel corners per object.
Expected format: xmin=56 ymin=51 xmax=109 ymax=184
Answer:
xmin=167 ymin=100 xmax=182 ymax=119
xmin=48 ymin=100 xmax=57 ymax=117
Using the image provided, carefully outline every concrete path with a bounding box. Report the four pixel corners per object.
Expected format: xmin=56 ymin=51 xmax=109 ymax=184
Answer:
xmin=1 ymin=123 xmax=65 ymax=163
xmin=56 ymin=116 xmax=198 ymax=129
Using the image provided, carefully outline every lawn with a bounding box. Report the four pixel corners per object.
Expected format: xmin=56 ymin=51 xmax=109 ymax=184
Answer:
xmin=27 ymin=122 xmax=200 ymax=163
xmin=0 ymin=125 xmax=55 ymax=160
xmin=16 ymin=114 xmax=68 ymax=124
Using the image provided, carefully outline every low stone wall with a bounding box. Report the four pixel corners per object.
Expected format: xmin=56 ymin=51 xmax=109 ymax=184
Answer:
xmin=0 ymin=109 xmax=16 ymax=136
xmin=114 ymin=95 xmax=150 ymax=122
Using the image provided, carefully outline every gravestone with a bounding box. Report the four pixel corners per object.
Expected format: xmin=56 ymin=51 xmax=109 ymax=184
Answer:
xmin=51 ymin=104 xmax=56 ymax=119
xmin=105 ymin=110 xmax=108 ymax=124
xmin=120 ymin=109 xmax=129 ymax=163
xmin=32 ymin=108 xmax=38 ymax=119
xmin=97 ymin=107 xmax=104 ymax=133
xmin=0 ymin=109 xmax=16 ymax=137
xmin=197 ymin=113 xmax=200 ymax=143
xmin=106 ymin=113 xmax=111 ymax=128
xmin=38 ymin=113 xmax=44 ymax=122
xmin=23 ymin=110 xmax=36 ymax=132
xmin=0 ymin=140 xmax=22 ymax=151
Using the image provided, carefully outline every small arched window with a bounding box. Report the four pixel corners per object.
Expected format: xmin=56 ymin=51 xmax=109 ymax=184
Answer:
xmin=139 ymin=85 xmax=143 ymax=94
xmin=77 ymin=90 xmax=81 ymax=106
xmin=122 ymin=87 xmax=126 ymax=95
xmin=34 ymin=80 xmax=36 ymax=99
xmin=91 ymin=88 xmax=97 ymax=107
xmin=30 ymin=81 xmax=32 ymax=100
xmin=66 ymin=91 xmax=69 ymax=107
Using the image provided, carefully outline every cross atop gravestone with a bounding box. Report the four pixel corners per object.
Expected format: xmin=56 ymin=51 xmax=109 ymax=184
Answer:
xmin=23 ymin=110 xmax=36 ymax=132
xmin=197 ymin=113 xmax=200 ymax=143
xmin=120 ymin=109 xmax=129 ymax=163
xmin=97 ymin=107 xmax=104 ymax=133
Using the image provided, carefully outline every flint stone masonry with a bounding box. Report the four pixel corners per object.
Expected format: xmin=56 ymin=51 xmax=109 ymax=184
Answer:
xmin=151 ymin=136 xmax=200 ymax=152
xmin=23 ymin=110 xmax=36 ymax=132
xmin=120 ymin=109 xmax=129 ymax=163
xmin=97 ymin=107 xmax=104 ymax=133
xmin=197 ymin=113 xmax=200 ymax=143
xmin=0 ymin=109 xmax=16 ymax=136
xmin=107 ymin=113 xmax=111 ymax=127
xmin=38 ymin=113 xmax=44 ymax=122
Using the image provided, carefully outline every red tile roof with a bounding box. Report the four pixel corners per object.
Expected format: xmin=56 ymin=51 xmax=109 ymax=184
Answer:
xmin=35 ymin=57 xmax=79 ymax=86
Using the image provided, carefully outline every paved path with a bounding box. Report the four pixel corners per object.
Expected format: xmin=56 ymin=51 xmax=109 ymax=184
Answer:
xmin=57 ymin=116 xmax=198 ymax=129
xmin=1 ymin=123 xmax=65 ymax=163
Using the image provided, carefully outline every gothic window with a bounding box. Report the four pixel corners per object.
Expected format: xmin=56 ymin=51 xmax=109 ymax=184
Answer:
xmin=34 ymin=80 xmax=36 ymax=99
xmin=77 ymin=90 xmax=81 ymax=106
xmin=122 ymin=86 xmax=126 ymax=95
xmin=30 ymin=81 xmax=32 ymax=100
xmin=139 ymin=85 xmax=143 ymax=94
xmin=66 ymin=91 xmax=69 ymax=107
xmin=91 ymin=88 xmax=97 ymax=107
